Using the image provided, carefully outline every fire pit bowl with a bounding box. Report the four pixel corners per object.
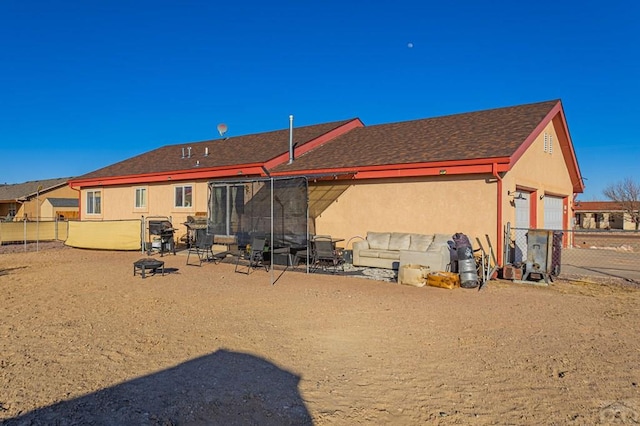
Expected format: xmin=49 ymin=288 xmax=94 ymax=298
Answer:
xmin=133 ymin=258 xmax=165 ymax=279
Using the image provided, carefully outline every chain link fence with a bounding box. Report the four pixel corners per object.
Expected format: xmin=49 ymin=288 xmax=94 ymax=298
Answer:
xmin=507 ymin=227 xmax=640 ymax=283
xmin=0 ymin=218 xmax=69 ymax=249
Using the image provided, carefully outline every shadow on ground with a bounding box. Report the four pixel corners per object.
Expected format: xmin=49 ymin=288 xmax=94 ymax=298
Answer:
xmin=3 ymin=349 xmax=312 ymax=425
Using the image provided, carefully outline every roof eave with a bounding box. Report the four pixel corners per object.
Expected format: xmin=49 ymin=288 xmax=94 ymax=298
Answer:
xmin=69 ymin=164 xmax=267 ymax=188
xmin=271 ymin=157 xmax=512 ymax=179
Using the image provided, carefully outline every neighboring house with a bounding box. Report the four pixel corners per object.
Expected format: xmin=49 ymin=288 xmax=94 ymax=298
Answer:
xmin=574 ymin=201 xmax=637 ymax=230
xmin=0 ymin=178 xmax=78 ymax=221
xmin=42 ymin=198 xmax=80 ymax=220
xmin=69 ymin=99 xmax=584 ymax=265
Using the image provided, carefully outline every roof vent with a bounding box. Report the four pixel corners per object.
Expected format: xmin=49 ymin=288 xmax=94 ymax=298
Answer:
xmin=288 ymin=114 xmax=294 ymax=164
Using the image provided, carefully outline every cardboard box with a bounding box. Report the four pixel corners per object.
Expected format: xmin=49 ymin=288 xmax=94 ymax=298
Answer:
xmin=399 ymin=264 xmax=429 ymax=287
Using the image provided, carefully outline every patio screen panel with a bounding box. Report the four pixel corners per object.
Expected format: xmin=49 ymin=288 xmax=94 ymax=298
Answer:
xmin=208 ymin=177 xmax=308 ymax=249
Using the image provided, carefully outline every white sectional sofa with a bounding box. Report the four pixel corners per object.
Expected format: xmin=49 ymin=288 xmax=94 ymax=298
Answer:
xmin=352 ymin=232 xmax=452 ymax=272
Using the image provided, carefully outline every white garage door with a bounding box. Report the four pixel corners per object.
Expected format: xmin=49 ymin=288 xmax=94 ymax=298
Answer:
xmin=544 ymin=196 xmax=564 ymax=230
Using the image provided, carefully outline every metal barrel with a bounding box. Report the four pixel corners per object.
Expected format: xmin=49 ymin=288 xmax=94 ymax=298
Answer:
xmin=458 ymin=258 xmax=479 ymax=288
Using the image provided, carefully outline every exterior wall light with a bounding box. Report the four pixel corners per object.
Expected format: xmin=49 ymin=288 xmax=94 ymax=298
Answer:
xmin=508 ymin=190 xmax=526 ymax=200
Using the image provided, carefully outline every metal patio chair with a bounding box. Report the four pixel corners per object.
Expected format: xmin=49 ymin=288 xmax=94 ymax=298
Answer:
xmin=312 ymin=236 xmax=345 ymax=273
xmin=186 ymin=228 xmax=216 ymax=266
xmin=293 ymin=235 xmax=331 ymax=270
xmin=235 ymin=237 xmax=269 ymax=274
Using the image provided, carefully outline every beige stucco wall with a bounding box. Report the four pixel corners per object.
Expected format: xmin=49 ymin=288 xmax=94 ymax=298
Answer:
xmin=313 ymin=176 xmax=498 ymax=249
xmin=80 ymin=181 xmax=210 ymax=241
xmin=501 ymin=122 xmax=574 ymax=229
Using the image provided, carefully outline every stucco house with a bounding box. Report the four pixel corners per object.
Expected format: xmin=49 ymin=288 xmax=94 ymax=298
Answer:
xmin=574 ymin=201 xmax=638 ymax=230
xmin=68 ymin=99 xmax=584 ymax=265
xmin=0 ymin=178 xmax=78 ymax=221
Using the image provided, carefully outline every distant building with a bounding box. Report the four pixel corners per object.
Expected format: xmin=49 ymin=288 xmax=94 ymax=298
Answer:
xmin=0 ymin=178 xmax=78 ymax=221
xmin=574 ymin=201 xmax=636 ymax=230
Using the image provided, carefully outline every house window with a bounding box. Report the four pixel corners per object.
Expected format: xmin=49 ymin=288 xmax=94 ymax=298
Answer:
xmin=135 ymin=187 xmax=147 ymax=209
xmin=87 ymin=190 xmax=102 ymax=214
xmin=175 ymin=185 xmax=193 ymax=208
xmin=8 ymin=203 xmax=17 ymax=217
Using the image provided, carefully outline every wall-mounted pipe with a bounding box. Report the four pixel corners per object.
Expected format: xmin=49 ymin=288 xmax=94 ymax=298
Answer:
xmin=492 ymin=163 xmax=504 ymax=266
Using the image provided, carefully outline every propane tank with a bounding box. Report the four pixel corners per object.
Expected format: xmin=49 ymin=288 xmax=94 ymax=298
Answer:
xmin=452 ymin=233 xmax=479 ymax=288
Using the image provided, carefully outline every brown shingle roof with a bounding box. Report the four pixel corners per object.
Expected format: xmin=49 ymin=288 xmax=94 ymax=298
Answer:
xmin=0 ymin=178 xmax=72 ymax=201
xmin=574 ymin=201 xmax=626 ymax=212
xmin=273 ymin=100 xmax=560 ymax=172
xmin=76 ymin=119 xmax=355 ymax=180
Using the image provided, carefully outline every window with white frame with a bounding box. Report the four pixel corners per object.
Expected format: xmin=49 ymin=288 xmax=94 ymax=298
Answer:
xmin=135 ymin=187 xmax=147 ymax=209
xmin=86 ymin=190 xmax=102 ymax=214
xmin=174 ymin=185 xmax=193 ymax=208
xmin=8 ymin=203 xmax=17 ymax=217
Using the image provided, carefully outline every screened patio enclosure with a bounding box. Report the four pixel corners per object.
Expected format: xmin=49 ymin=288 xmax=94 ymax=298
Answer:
xmin=208 ymin=176 xmax=309 ymax=252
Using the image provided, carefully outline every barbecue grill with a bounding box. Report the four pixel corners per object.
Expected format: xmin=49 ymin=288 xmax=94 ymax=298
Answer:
xmin=148 ymin=217 xmax=176 ymax=256
xmin=183 ymin=215 xmax=208 ymax=248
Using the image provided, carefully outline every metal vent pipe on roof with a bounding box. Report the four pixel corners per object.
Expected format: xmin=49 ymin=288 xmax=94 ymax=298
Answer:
xmin=289 ymin=114 xmax=294 ymax=164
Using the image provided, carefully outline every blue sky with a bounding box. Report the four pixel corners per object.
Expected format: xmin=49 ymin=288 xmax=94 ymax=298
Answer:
xmin=1 ymin=0 xmax=638 ymax=200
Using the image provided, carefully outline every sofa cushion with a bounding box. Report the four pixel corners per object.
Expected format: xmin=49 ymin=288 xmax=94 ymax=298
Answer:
xmin=367 ymin=232 xmax=391 ymax=250
xmin=378 ymin=250 xmax=401 ymax=260
xmin=428 ymin=234 xmax=451 ymax=251
xmin=359 ymin=249 xmax=381 ymax=258
xmin=409 ymin=234 xmax=433 ymax=251
xmin=389 ymin=233 xmax=412 ymax=251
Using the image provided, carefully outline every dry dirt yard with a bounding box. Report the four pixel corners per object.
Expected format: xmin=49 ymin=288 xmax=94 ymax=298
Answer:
xmin=1 ymin=243 xmax=639 ymax=425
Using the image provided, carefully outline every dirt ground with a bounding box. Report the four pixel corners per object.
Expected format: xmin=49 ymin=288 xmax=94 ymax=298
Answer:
xmin=1 ymin=243 xmax=639 ymax=425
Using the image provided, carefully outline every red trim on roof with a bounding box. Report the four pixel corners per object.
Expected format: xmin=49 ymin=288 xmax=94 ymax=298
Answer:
xmin=263 ymin=119 xmax=364 ymax=170
xmin=510 ymin=102 xmax=560 ymax=166
xmin=553 ymin=111 xmax=584 ymax=193
xmin=271 ymin=157 xmax=511 ymax=179
xmin=509 ymin=101 xmax=584 ymax=193
xmin=69 ymin=164 xmax=266 ymax=188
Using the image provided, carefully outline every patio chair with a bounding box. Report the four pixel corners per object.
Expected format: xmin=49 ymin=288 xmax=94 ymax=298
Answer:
xmin=312 ymin=236 xmax=345 ymax=273
xmin=293 ymin=247 xmax=312 ymax=270
xmin=186 ymin=228 xmax=216 ymax=266
xmin=235 ymin=237 xmax=269 ymax=274
xmin=292 ymin=235 xmax=330 ymax=270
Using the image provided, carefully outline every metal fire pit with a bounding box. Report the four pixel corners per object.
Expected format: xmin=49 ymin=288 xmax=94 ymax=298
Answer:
xmin=133 ymin=258 xmax=165 ymax=278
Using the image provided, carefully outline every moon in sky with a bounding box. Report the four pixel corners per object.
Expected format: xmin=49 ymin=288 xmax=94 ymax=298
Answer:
xmin=407 ymin=42 xmax=414 ymax=48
